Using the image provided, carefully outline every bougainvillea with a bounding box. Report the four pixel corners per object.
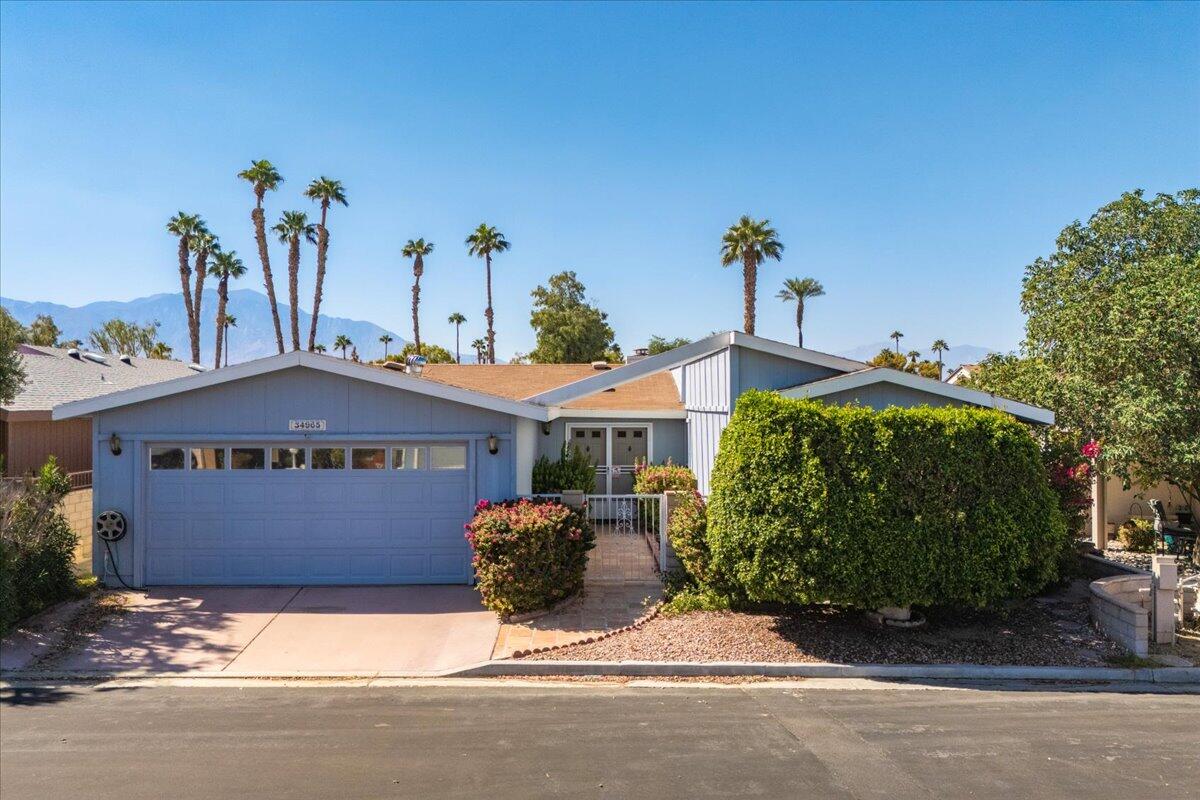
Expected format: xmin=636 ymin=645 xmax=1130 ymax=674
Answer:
xmin=465 ymin=498 xmax=594 ymax=617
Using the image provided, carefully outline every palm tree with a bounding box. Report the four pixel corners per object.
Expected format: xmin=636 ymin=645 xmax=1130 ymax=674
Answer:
xmin=906 ymin=350 xmax=921 ymax=366
xmin=166 ymin=212 xmax=204 ymax=360
xmin=208 ymin=251 xmax=246 ymax=369
xmin=930 ymin=339 xmax=950 ymax=380
xmin=147 ymin=341 xmax=173 ymax=360
xmin=334 ymin=334 xmax=352 ymax=359
xmin=447 ymin=312 xmax=467 ymax=363
xmin=465 ymin=224 xmax=510 ymax=363
xmin=890 ymin=330 xmax=904 ymax=354
xmin=303 ymin=177 xmax=348 ymax=351
xmin=379 ymin=333 xmax=394 ymax=358
xmin=402 ymin=238 xmax=435 ymax=354
xmin=775 ymin=277 xmax=824 ymax=348
xmin=720 ymin=216 xmax=783 ymax=336
xmin=237 ymin=159 xmax=285 ymax=353
xmin=187 ymin=228 xmax=219 ymax=365
xmin=470 ymin=337 xmax=486 ymax=363
xmin=222 ymin=314 xmax=237 ymax=367
xmin=313 ymin=343 xmax=327 ymax=354
xmin=272 ymin=211 xmax=317 ymax=350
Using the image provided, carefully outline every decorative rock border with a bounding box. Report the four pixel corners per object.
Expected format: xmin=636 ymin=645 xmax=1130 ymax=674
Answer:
xmin=507 ymin=600 xmax=665 ymax=659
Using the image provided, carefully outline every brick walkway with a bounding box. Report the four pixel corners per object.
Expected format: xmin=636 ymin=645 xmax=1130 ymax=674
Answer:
xmin=492 ymin=529 xmax=663 ymax=658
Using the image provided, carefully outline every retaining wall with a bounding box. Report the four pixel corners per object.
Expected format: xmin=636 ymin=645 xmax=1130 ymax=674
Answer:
xmin=1089 ymin=573 xmax=1150 ymax=657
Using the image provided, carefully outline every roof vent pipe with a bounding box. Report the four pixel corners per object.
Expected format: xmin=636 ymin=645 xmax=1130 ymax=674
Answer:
xmin=119 ymin=354 xmax=132 ymax=364
xmin=67 ymin=348 xmax=81 ymax=359
xmin=405 ymin=354 xmax=427 ymax=376
xmin=591 ymin=361 xmax=611 ymax=370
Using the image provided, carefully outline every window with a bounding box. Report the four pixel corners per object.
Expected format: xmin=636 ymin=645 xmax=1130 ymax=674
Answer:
xmin=351 ymin=447 xmax=386 ymax=470
xmin=271 ymin=447 xmax=306 ymax=470
xmin=392 ymin=447 xmax=424 ymax=470
xmin=311 ymin=448 xmax=346 ymax=470
xmin=575 ymin=430 xmax=584 ymax=438
xmin=150 ymin=447 xmax=184 ymax=470
xmin=230 ymin=448 xmax=265 ymax=470
xmin=430 ymin=444 xmax=467 ymax=470
xmin=190 ymin=448 xmax=225 ymax=470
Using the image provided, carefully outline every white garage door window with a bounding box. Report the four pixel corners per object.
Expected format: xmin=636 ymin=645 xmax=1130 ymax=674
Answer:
xmin=144 ymin=441 xmax=472 ymax=585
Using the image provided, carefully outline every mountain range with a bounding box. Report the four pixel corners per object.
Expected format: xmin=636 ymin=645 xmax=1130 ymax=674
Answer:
xmin=2 ymin=290 xmax=409 ymax=365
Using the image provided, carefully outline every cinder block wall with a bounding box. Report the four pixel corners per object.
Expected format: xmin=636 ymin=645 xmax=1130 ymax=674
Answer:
xmin=60 ymin=487 xmax=93 ymax=576
xmin=1089 ymin=574 xmax=1149 ymax=657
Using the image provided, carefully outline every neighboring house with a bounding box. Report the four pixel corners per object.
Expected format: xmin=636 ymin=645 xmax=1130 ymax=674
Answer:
xmin=944 ymin=363 xmax=979 ymax=385
xmin=1 ymin=344 xmax=199 ymax=476
xmin=51 ymin=331 xmax=1052 ymax=588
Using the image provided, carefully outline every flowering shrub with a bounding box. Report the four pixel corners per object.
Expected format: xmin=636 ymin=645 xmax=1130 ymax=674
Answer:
xmin=465 ymin=498 xmax=594 ymax=617
xmin=633 ymin=460 xmax=697 ymax=494
xmin=1044 ymin=438 xmax=1093 ymax=539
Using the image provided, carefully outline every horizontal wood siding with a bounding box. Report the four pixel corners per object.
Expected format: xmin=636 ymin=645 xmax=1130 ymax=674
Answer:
xmin=1 ymin=418 xmax=93 ymax=475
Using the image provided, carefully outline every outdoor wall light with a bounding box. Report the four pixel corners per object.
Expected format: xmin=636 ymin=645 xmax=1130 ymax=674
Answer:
xmin=487 ymin=434 xmax=499 ymax=455
xmin=108 ymin=432 xmax=122 ymax=456
xmin=541 ymin=422 xmax=552 ymax=436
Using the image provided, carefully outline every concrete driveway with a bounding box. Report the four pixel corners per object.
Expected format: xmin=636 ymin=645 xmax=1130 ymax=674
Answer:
xmin=16 ymin=586 xmax=499 ymax=676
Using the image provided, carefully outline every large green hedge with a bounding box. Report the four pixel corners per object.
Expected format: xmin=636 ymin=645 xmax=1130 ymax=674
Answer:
xmin=707 ymin=392 xmax=1068 ymax=610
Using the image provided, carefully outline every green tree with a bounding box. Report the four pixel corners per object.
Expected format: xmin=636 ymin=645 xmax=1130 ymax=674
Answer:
xmin=470 ymin=337 xmax=486 ymax=363
xmin=187 ymin=228 xmax=219 ymax=364
xmin=402 ymin=238 xmax=434 ymax=354
xmin=988 ymin=189 xmax=1200 ymax=515
xmin=930 ymin=339 xmax=950 ymax=380
xmin=0 ymin=308 xmax=26 ymax=405
xmin=390 ymin=342 xmax=455 ymax=364
xmin=465 ymin=223 xmax=510 ymax=363
xmin=272 ymin=210 xmax=317 ymax=351
xmin=333 ymin=334 xmax=352 ymax=359
xmin=166 ymin=212 xmax=205 ymax=360
xmin=528 ymin=271 xmax=617 ymax=364
xmin=88 ymin=319 xmax=168 ymax=359
xmin=447 ymin=312 xmax=467 ymax=363
xmin=647 ymin=335 xmax=691 ymax=355
xmin=237 ymin=160 xmax=286 ymax=354
xmin=379 ymin=333 xmax=394 ymax=358
xmin=147 ymin=341 xmax=173 ymax=360
xmin=26 ymin=314 xmax=61 ymax=347
xmin=208 ymin=251 xmax=246 ymax=369
xmin=775 ymin=277 xmax=824 ymax=348
xmin=720 ymin=215 xmax=783 ymax=336
xmin=303 ymin=177 xmax=348 ymax=351
xmin=313 ymin=342 xmax=326 ymax=354
xmin=889 ymin=330 xmax=904 ymax=353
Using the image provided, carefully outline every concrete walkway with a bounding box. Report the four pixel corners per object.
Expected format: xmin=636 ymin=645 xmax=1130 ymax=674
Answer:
xmin=4 ymin=586 xmax=499 ymax=675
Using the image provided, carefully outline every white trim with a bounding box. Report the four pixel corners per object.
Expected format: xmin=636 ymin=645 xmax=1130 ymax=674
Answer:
xmin=547 ymin=408 xmax=686 ymax=420
xmin=524 ymin=331 xmax=865 ymax=408
xmin=52 ymin=351 xmax=551 ymax=422
xmin=779 ymin=368 xmax=1055 ymax=425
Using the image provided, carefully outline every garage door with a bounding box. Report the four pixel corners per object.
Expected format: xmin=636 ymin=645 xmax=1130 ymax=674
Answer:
xmin=143 ymin=442 xmax=473 ymax=585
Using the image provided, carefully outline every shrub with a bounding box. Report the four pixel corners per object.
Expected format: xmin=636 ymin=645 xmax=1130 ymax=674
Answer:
xmin=707 ymin=392 xmax=1069 ymax=611
xmin=465 ymin=498 xmax=595 ymax=617
xmin=667 ymin=491 xmax=715 ymax=586
xmin=1117 ymin=518 xmax=1155 ymax=552
xmin=531 ymin=443 xmax=595 ymax=494
xmin=0 ymin=458 xmax=80 ymax=633
xmin=633 ymin=461 xmax=696 ymax=494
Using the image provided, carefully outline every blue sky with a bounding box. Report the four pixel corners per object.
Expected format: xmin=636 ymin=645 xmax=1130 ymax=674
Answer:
xmin=2 ymin=1 xmax=1197 ymax=359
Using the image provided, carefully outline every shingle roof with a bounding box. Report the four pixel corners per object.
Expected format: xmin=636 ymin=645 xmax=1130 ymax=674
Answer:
xmin=415 ymin=363 xmax=683 ymax=411
xmin=2 ymin=345 xmax=200 ymax=414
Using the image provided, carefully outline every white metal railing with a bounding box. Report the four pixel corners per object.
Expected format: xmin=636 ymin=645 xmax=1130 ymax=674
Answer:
xmin=525 ymin=492 xmax=671 ymax=573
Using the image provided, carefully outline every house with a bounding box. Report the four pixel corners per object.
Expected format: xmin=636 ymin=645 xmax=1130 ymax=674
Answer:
xmin=945 ymin=363 xmax=979 ymax=385
xmin=1 ymin=344 xmax=200 ymax=477
xmin=51 ymin=332 xmax=1052 ymax=588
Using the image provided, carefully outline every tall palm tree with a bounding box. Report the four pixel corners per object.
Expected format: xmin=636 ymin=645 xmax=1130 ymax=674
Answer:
xmin=237 ymin=159 xmax=285 ymax=353
xmin=930 ymin=339 xmax=950 ymax=380
xmin=379 ymin=333 xmax=394 ymax=358
xmin=208 ymin=251 xmax=246 ymax=369
xmin=313 ymin=343 xmax=327 ymax=354
xmin=166 ymin=212 xmax=204 ymax=359
xmin=334 ymin=334 xmax=352 ymax=359
xmin=187 ymin=228 xmax=219 ymax=365
xmin=470 ymin=337 xmax=486 ymax=363
xmin=465 ymin=224 xmax=510 ymax=363
xmin=906 ymin=350 xmax=921 ymax=366
xmin=402 ymin=238 xmax=434 ymax=354
xmin=720 ymin=216 xmax=783 ymax=336
xmin=776 ymin=277 xmax=825 ymax=348
xmin=272 ymin=211 xmax=317 ymax=351
xmin=303 ymin=177 xmax=348 ymax=351
xmin=222 ymin=315 xmax=237 ymax=367
xmin=447 ymin=312 xmax=467 ymax=363
xmin=890 ymin=330 xmax=904 ymax=354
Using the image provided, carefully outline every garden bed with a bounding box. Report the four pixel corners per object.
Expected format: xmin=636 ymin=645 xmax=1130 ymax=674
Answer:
xmin=1103 ymin=544 xmax=1198 ymax=579
xmin=523 ymin=579 xmax=1127 ymax=667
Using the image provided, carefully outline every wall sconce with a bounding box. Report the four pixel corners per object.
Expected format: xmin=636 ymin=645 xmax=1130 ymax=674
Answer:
xmin=108 ymin=432 xmax=122 ymax=456
xmin=541 ymin=422 xmax=552 ymax=436
xmin=487 ymin=434 xmax=499 ymax=455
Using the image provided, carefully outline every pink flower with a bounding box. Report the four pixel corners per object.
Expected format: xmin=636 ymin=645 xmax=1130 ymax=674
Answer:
xmin=1081 ymin=440 xmax=1101 ymax=459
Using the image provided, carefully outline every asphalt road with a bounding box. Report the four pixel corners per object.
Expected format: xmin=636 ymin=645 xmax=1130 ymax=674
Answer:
xmin=1 ymin=681 xmax=1197 ymax=799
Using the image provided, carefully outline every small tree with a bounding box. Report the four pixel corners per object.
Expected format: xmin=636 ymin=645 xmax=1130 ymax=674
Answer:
xmin=647 ymin=335 xmax=690 ymax=355
xmin=27 ymin=314 xmax=62 ymax=347
xmin=391 ymin=342 xmax=455 ymax=364
xmin=529 ymin=271 xmax=617 ymax=363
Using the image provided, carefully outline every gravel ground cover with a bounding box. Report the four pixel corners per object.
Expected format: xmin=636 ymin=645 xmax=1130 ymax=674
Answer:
xmin=525 ymin=580 xmax=1127 ymax=666
xmin=1102 ymin=545 xmax=1198 ymax=578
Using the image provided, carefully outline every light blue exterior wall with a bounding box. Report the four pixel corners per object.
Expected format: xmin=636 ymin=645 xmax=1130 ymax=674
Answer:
xmin=817 ymin=383 xmax=966 ymax=411
xmin=735 ymin=349 xmax=842 ymax=397
xmin=88 ymin=366 xmax=520 ymax=585
xmin=536 ymin=417 xmax=687 ymax=465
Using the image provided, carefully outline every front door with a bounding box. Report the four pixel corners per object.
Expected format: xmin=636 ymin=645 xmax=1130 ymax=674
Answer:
xmin=570 ymin=427 xmax=607 ymax=494
xmin=610 ymin=427 xmax=648 ymax=494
